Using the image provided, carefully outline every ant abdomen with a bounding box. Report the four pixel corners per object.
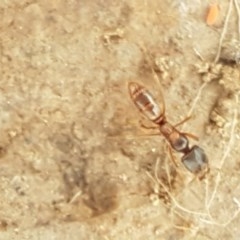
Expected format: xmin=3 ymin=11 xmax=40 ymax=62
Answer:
xmin=182 ymin=146 xmax=209 ymax=174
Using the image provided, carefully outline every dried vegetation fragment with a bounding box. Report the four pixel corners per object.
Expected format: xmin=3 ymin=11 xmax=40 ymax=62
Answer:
xmin=219 ymin=65 xmax=240 ymax=92
xmin=154 ymin=56 xmax=176 ymax=80
xmin=195 ymin=61 xmax=240 ymax=92
xmin=209 ymin=93 xmax=237 ymax=129
xmin=102 ymin=28 xmax=125 ymax=46
xmin=195 ymin=62 xmax=223 ymax=83
xmin=203 ymin=0 xmax=240 ymax=134
xmin=207 ymin=92 xmax=239 ymax=140
xmin=195 ymin=59 xmax=240 ymax=134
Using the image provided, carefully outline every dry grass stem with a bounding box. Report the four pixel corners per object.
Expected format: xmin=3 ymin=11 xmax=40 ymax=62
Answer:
xmin=201 ymin=93 xmax=239 ymax=226
xmin=214 ymin=0 xmax=233 ymax=63
xmin=187 ymin=82 xmax=207 ymax=118
xmin=193 ymin=47 xmax=204 ymax=61
xmin=146 ymin=158 xmax=208 ymax=217
xmin=69 ymin=190 xmax=82 ymax=204
xmin=207 ymin=94 xmax=238 ymax=209
xmin=234 ymin=0 xmax=240 ymax=40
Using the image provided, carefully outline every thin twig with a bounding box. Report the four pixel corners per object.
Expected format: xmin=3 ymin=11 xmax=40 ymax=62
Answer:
xmin=204 ymin=178 xmax=209 ymax=207
xmin=199 ymin=207 xmax=240 ymax=226
xmin=193 ymin=47 xmax=204 ymax=61
xmin=233 ymin=197 xmax=240 ymax=208
xmin=187 ymin=82 xmax=208 ymax=118
xmin=207 ymin=97 xmax=238 ymax=209
xmin=147 ymin=158 xmax=207 ymax=217
xmin=234 ymin=0 xmax=240 ymax=40
xmin=181 ymin=81 xmax=208 ymax=131
xmin=201 ymin=93 xmax=239 ymax=226
xmin=69 ymin=190 xmax=82 ymax=204
xmin=214 ymin=0 xmax=233 ymax=63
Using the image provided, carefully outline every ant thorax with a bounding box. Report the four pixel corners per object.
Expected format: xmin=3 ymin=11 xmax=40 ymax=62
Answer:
xmin=160 ymin=123 xmax=189 ymax=153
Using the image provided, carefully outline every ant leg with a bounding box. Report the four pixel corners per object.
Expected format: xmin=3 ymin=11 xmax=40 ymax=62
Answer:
xmin=167 ymin=144 xmax=178 ymax=167
xmin=139 ymin=119 xmax=158 ymax=130
xmin=106 ymin=118 xmax=160 ymax=140
xmin=175 ymin=116 xmax=199 ymax=140
xmin=182 ymin=132 xmax=199 ymax=141
xmin=107 ymin=130 xmax=161 ymax=139
xmin=174 ymin=115 xmax=192 ymax=128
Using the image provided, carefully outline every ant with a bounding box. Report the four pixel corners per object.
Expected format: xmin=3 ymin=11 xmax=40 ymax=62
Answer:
xmin=128 ymin=81 xmax=209 ymax=177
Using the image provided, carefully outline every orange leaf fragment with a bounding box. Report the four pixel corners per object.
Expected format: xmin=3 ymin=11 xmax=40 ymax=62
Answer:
xmin=206 ymin=4 xmax=219 ymax=26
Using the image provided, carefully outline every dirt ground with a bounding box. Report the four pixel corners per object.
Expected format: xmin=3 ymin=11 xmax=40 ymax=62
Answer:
xmin=1 ymin=0 xmax=240 ymax=239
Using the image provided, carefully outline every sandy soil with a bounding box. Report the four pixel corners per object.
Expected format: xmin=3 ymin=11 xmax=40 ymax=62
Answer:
xmin=0 ymin=0 xmax=240 ymax=239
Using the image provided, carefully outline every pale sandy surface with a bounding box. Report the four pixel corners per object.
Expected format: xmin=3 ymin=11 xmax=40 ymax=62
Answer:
xmin=0 ymin=0 xmax=240 ymax=239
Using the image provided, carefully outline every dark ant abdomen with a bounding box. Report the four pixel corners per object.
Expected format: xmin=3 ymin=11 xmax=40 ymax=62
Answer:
xmin=182 ymin=145 xmax=209 ymax=174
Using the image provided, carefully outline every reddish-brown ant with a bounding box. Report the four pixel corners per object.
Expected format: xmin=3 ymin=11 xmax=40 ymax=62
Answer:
xmin=128 ymin=81 xmax=209 ymax=177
